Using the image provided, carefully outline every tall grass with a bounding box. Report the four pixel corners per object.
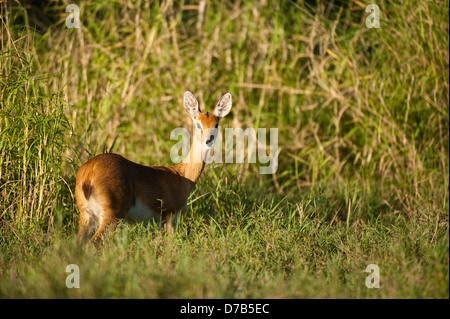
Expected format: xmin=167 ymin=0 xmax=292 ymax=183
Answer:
xmin=0 ymin=33 xmax=73 ymax=231
xmin=32 ymin=0 xmax=448 ymax=213
xmin=0 ymin=0 xmax=448 ymax=298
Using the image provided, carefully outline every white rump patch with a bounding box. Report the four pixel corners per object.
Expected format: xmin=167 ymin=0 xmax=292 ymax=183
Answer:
xmin=86 ymin=196 xmax=102 ymax=221
xmin=127 ymin=199 xmax=160 ymax=223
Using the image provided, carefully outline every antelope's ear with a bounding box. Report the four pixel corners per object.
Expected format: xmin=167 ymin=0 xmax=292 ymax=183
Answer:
xmin=184 ymin=91 xmax=200 ymax=118
xmin=213 ymin=93 xmax=232 ymax=119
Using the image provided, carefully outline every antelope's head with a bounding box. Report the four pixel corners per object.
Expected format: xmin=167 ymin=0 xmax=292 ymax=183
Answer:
xmin=183 ymin=91 xmax=232 ymax=149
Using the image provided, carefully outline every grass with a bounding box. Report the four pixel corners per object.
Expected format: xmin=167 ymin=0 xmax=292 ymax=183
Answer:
xmin=1 ymin=189 xmax=447 ymax=298
xmin=0 ymin=0 xmax=448 ymax=298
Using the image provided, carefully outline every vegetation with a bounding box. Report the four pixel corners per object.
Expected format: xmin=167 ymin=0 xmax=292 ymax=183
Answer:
xmin=0 ymin=0 xmax=448 ymax=298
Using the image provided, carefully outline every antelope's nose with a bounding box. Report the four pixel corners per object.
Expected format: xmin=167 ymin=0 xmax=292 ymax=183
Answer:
xmin=206 ymin=135 xmax=215 ymax=144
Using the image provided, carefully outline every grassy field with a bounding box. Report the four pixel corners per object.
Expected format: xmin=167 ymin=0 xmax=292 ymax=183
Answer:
xmin=0 ymin=0 xmax=448 ymax=298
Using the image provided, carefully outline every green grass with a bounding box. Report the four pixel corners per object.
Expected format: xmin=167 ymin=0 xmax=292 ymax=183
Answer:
xmin=1 ymin=183 xmax=448 ymax=298
xmin=0 ymin=0 xmax=448 ymax=298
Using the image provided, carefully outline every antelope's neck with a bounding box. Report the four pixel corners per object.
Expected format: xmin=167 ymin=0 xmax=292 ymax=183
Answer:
xmin=171 ymin=140 xmax=208 ymax=184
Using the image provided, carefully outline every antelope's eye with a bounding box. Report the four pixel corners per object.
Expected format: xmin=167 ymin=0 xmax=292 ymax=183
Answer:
xmin=196 ymin=123 xmax=202 ymax=130
xmin=214 ymin=123 xmax=219 ymax=128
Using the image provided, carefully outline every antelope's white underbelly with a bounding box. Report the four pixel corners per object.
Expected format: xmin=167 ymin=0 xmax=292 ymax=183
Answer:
xmin=126 ymin=199 xmax=160 ymax=222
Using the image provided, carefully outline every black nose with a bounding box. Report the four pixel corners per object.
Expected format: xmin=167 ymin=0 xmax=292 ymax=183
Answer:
xmin=206 ymin=135 xmax=214 ymax=144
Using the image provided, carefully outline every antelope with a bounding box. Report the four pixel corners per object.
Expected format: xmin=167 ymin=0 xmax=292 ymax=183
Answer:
xmin=75 ymin=91 xmax=232 ymax=244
